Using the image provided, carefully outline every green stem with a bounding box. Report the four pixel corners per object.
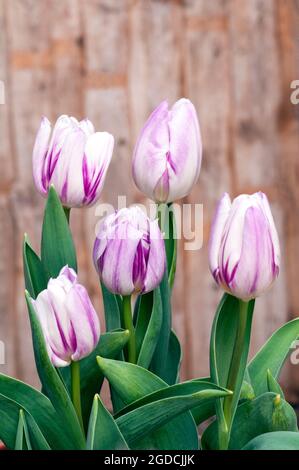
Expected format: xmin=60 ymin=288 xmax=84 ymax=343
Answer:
xmin=221 ymin=299 xmax=249 ymax=449
xmin=122 ymin=295 xmax=136 ymax=363
xmin=70 ymin=361 xmax=84 ymax=432
xmin=157 ymin=203 xmax=177 ymax=289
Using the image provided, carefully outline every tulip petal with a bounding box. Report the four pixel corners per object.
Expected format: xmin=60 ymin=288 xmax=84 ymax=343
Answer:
xmin=83 ymin=132 xmax=114 ymax=205
xmin=49 ymin=128 xmax=86 ymax=207
xmin=33 ymin=290 xmax=71 ymax=364
xmin=209 ymin=193 xmax=231 ymax=282
xmin=132 ymin=101 xmax=170 ymax=200
xmin=256 ymin=192 xmax=280 ymax=268
xmin=230 ymin=206 xmax=276 ymax=300
xmin=143 ymin=219 xmax=166 ymax=293
xmin=66 ymin=284 xmax=100 ymax=362
xmin=32 ymin=117 xmax=51 ymax=194
xmin=167 ymin=99 xmax=202 ymax=202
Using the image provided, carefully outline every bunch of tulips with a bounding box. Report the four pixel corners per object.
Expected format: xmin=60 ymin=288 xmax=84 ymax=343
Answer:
xmin=1 ymin=98 xmax=299 ymax=451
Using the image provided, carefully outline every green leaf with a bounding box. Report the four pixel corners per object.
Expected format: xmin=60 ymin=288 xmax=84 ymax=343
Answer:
xmin=25 ymin=291 xmax=85 ymax=449
xmin=41 ymin=185 xmax=77 ymax=278
xmin=115 ymin=379 xmax=230 ymax=418
xmin=15 ymin=410 xmax=32 ymax=450
xmin=210 ymin=294 xmax=254 ymax=446
xmin=242 ymin=431 xmax=299 ymax=450
xmin=165 ymin=205 xmax=177 ymax=290
xmin=101 ymin=282 xmax=122 ymax=331
xmin=135 ymin=292 xmax=153 ymax=355
xmin=150 ymin=272 xmax=172 ymax=382
xmin=0 ymin=385 xmax=64 ymax=450
xmin=248 ymin=318 xmax=299 ymax=396
xmin=137 ymin=289 xmax=162 ymax=369
xmin=23 ymin=236 xmax=47 ymax=298
xmin=116 ymin=388 xmax=228 ymax=449
xmin=59 ymin=330 xmax=130 ymax=429
xmin=86 ymin=395 xmax=128 ymax=450
xmin=267 ymin=369 xmax=284 ymax=398
xmin=202 ymin=392 xmax=298 ymax=450
xmin=164 ymin=330 xmax=182 ymax=385
xmin=97 ymin=356 xmax=199 ymax=450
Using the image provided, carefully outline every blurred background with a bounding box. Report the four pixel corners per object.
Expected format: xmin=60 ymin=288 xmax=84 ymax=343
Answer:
xmin=0 ymin=0 xmax=299 ymax=401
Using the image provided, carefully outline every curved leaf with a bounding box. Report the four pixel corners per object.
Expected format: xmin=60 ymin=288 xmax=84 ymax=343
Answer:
xmin=96 ymin=356 xmax=198 ymax=450
xmin=87 ymin=395 xmax=128 ymax=450
xmin=202 ymin=392 xmax=298 ymax=450
xmin=41 ymin=185 xmax=77 ymax=278
xmin=23 ymin=236 xmax=47 ymax=298
xmin=137 ymin=289 xmax=162 ymax=369
xmin=164 ymin=330 xmax=182 ymax=385
xmin=242 ymin=431 xmax=299 ymax=450
xmin=248 ymin=318 xmax=299 ymax=396
xmin=15 ymin=410 xmax=32 ymax=450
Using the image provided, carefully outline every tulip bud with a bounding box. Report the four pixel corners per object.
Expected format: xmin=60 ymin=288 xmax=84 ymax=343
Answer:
xmin=32 ymin=266 xmax=100 ymax=367
xmin=209 ymin=192 xmax=280 ymax=301
xmin=32 ymin=115 xmax=114 ymax=208
xmin=132 ymin=99 xmax=202 ymax=203
xmin=93 ymin=206 xmax=166 ymax=296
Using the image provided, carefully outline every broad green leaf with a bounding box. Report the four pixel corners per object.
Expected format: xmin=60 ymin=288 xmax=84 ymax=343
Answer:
xmin=202 ymin=392 xmax=298 ymax=450
xmin=210 ymin=294 xmax=254 ymax=446
xmin=115 ymin=379 xmax=230 ymax=419
xmin=86 ymin=395 xmax=128 ymax=450
xmin=15 ymin=410 xmax=32 ymax=450
xmin=137 ymin=289 xmax=162 ymax=369
xmin=59 ymin=329 xmax=130 ymax=429
xmin=25 ymin=292 xmax=85 ymax=448
xmin=23 ymin=236 xmax=47 ymax=298
xmin=0 ymin=389 xmax=58 ymax=449
xmin=97 ymin=356 xmax=199 ymax=450
xmin=41 ymin=185 xmax=77 ymax=278
xmin=191 ymin=377 xmax=255 ymax=426
xmin=164 ymin=330 xmax=182 ymax=385
xmin=242 ymin=431 xmax=299 ymax=450
xmin=248 ymin=318 xmax=299 ymax=396
xmin=116 ymin=388 xmax=228 ymax=449
xmin=150 ymin=272 xmax=171 ymax=382
xmin=267 ymin=369 xmax=284 ymax=398
xmin=135 ymin=292 xmax=153 ymax=355
xmin=101 ymin=282 xmax=122 ymax=331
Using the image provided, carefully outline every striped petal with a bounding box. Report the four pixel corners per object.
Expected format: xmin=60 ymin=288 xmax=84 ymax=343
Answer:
xmin=32 ymin=117 xmax=51 ymax=195
xmin=143 ymin=219 xmax=166 ymax=293
xmin=66 ymin=284 xmax=100 ymax=362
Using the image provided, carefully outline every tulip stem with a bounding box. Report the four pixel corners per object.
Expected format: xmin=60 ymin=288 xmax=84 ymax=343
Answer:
xmin=70 ymin=361 xmax=84 ymax=432
xmin=221 ymin=299 xmax=249 ymax=449
xmin=122 ymin=295 xmax=136 ymax=363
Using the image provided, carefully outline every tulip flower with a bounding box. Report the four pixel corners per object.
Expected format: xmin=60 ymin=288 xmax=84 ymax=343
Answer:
xmin=32 ymin=115 xmax=114 ymax=208
xmin=132 ymin=99 xmax=202 ymax=203
xmin=209 ymin=192 xmax=280 ymax=301
xmin=32 ymin=266 xmax=100 ymax=367
xmin=93 ymin=206 xmax=166 ymax=296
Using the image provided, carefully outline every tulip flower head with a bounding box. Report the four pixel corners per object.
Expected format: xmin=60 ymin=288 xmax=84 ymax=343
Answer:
xmin=32 ymin=266 xmax=100 ymax=367
xmin=32 ymin=115 xmax=114 ymax=208
xmin=209 ymin=192 xmax=280 ymax=301
xmin=132 ymin=99 xmax=202 ymax=203
xmin=93 ymin=206 xmax=166 ymax=296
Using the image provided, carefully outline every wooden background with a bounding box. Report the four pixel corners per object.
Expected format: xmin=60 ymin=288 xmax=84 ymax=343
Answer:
xmin=0 ymin=0 xmax=299 ymax=400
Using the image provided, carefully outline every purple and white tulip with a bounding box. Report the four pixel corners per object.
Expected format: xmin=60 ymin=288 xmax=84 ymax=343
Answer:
xmin=32 ymin=266 xmax=100 ymax=367
xmin=209 ymin=192 xmax=280 ymax=301
xmin=132 ymin=99 xmax=202 ymax=203
xmin=32 ymin=115 xmax=114 ymax=208
xmin=93 ymin=206 xmax=166 ymax=296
